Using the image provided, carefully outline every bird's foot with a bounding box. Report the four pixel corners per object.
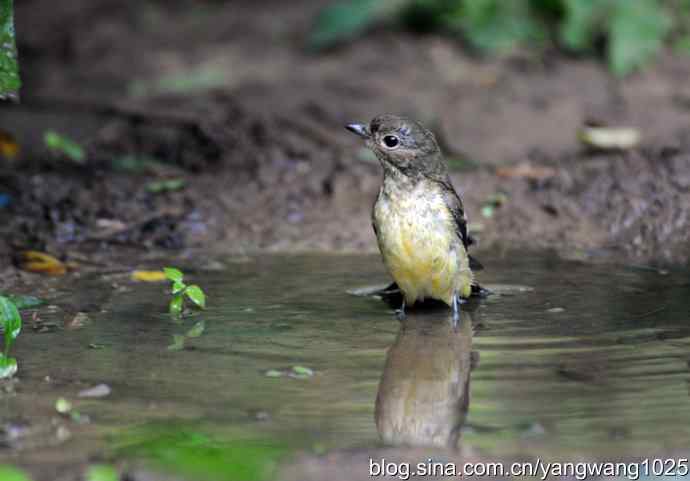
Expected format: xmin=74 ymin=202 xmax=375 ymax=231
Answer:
xmin=451 ymin=294 xmax=465 ymax=329
xmin=395 ymin=300 xmax=406 ymax=321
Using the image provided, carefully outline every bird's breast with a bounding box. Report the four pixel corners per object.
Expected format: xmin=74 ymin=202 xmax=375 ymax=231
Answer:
xmin=373 ymin=182 xmax=468 ymax=304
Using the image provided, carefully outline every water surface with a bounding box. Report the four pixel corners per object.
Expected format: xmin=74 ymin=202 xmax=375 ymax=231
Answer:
xmin=4 ymin=253 xmax=690 ymax=478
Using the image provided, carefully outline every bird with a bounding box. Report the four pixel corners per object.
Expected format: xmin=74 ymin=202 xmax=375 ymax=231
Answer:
xmin=346 ymin=114 xmax=482 ymax=325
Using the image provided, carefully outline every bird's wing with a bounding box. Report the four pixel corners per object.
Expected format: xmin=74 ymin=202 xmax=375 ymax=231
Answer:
xmin=439 ymin=180 xmax=470 ymax=249
xmin=439 ymin=180 xmax=484 ymax=271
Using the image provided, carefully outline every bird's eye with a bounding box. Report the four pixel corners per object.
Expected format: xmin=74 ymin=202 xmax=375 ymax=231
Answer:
xmin=382 ymin=135 xmax=400 ymax=149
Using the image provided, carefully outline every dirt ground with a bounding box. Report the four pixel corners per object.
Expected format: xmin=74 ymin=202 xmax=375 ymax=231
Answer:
xmin=1 ymin=2 xmax=690 ymax=479
xmin=2 ymin=0 xmax=690 ymax=274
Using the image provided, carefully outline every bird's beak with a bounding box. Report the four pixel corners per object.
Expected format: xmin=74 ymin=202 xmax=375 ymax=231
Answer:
xmin=345 ymin=123 xmax=370 ymax=139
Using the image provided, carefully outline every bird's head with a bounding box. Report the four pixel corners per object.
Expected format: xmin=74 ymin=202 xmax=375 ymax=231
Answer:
xmin=346 ymin=114 xmax=445 ymax=178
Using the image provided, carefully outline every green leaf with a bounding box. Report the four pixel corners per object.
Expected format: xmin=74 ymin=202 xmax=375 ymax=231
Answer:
xmin=169 ymin=294 xmax=183 ymax=315
xmin=6 ymin=294 xmax=44 ymax=310
xmin=308 ymin=0 xmax=406 ymax=50
xmin=146 ymin=178 xmax=185 ymax=194
xmin=444 ymin=0 xmax=546 ymax=54
xmin=167 ymin=334 xmax=185 ymax=351
xmin=172 ymin=280 xmax=186 ymax=295
xmin=86 ymin=464 xmax=119 ymax=481
xmin=44 ymin=131 xmax=86 ymax=164
xmin=291 ymin=365 xmax=314 ymax=378
xmin=55 ymin=397 xmax=72 ymax=414
xmin=114 ymin=428 xmax=288 ymax=481
xmin=0 ymin=465 xmax=33 ymax=481
xmin=184 ymin=285 xmax=206 ymax=309
xmin=0 ymin=0 xmax=21 ymax=100
xmin=0 ymin=355 xmax=17 ymax=379
xmin=185 ymin=320 xmax=205 ymax=338
xmin=559 ymin=0 xmax=600 ymax=51
xmin=163 ymin=267 xmax=184 ymax=283
xmin=0 ymin=295 xmax=21 ymax=355
xmin=607 ymin=0 xmax=671 ymax=76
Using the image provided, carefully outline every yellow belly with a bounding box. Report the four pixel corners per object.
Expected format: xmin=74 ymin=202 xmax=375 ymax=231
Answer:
xmin=374 ymin=189 xmax=473 ymax=306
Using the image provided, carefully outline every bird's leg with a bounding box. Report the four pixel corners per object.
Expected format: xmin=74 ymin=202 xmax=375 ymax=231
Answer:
xmin=452 ymin=294 xmax=461 ymax=328
xmin=396 ymin=299 xmax=406 ymax=321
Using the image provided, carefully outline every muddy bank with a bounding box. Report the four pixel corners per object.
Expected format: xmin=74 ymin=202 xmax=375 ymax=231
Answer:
xmin=2 ymin=1 xmax=690 ymax=267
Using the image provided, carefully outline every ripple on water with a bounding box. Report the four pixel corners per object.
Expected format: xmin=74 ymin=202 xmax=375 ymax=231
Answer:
xmin=7 ymin=252 xmax=690 ymax=469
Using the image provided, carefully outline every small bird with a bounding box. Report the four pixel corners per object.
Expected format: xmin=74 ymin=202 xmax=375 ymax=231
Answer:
xmin=346 ymin=114 xmax=481 ymax=325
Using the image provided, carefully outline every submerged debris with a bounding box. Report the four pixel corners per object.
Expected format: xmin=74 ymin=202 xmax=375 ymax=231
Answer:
xmin=578 ymin=126 xmax=641 ymax=150
xmin=78 ymin=384 xmax=111 ymax=399
xmin=16 ymin=251 xmax=67 ymax=276
xmin=131 ymin=270 xmax=167 ymax=282
xmin=264 ymin=366 xmax=315 ymax=379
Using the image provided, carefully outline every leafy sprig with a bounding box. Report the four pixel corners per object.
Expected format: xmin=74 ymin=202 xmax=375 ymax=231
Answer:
xmin=164 ymin=267 xmax=206 ymax=315
xmin=0 ymin=295 xmax=21 ymax=379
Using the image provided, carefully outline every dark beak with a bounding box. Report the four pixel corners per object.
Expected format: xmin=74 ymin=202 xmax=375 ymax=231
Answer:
xmin=345 ymin=123 xmax=370 ymax=139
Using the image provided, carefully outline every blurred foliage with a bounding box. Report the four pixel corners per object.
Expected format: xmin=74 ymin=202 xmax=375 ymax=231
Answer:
xmin=0 ymin=292 xmax=44 ymax=310
xmin=308 ymin=0 xmax=409 ymax=50
xmin=311 ymin=0 xmax=684 ymax=75
xmin=0 ymin=466 xmax=32 ymax=481
xmin=115 ymin=424 xmax=288 ymax=481
xmin=404 ymin=0 xmax=549 ymax=53
xmin=44 ymin=131 xmax=86 ymax=164
xmin=128 ymin=66 xmax=226 ymax=97
xmin=0 ymin=0 xmax=19 ymax=99
xmin=85 ymin=464 xmax=119 ymax=481
xmin=0 ymin=295 xmax=21 ymax=379
xmin=146 ymin=178 xmax=185 ymax=193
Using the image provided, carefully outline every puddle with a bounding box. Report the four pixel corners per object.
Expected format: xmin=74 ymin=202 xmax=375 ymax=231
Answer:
xmin=2 ymin=253 xmax=690 ymax=480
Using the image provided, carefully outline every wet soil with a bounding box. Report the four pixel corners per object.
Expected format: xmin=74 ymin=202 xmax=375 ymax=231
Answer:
xmin=1 ymin=0 xmax=689 ymax=276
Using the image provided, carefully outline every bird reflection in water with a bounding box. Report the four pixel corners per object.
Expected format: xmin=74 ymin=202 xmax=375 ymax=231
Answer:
xmin=375 ymin=308 xmax=476 ymax=449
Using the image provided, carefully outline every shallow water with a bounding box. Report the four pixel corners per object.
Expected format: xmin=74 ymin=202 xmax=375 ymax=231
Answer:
xmin=4 ymin=253 xmax=690 ymax=479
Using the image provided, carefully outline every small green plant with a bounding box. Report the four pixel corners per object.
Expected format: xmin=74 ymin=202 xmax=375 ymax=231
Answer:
xmin=164 ymin=267 xmax=206 ymax=315
xmin=0 ymin=0 xmax=21 ymax=100
xmin=44 ymin=130 xmax=85 ymax=164
xmin=0 ymin=295 xmax=21 ymax=379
